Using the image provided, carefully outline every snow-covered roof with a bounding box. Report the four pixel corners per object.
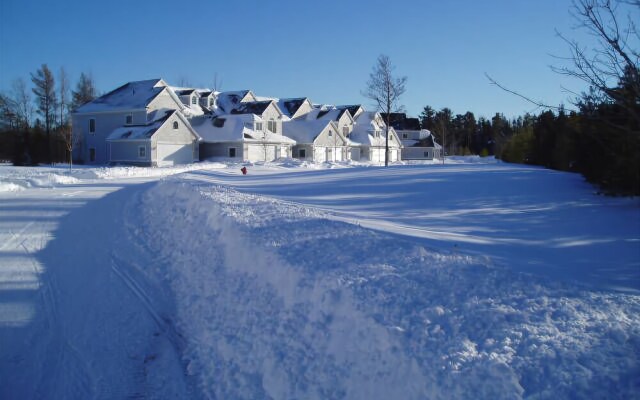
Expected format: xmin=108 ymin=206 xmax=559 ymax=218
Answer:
xmin=335 ymin=105 xmax=363 ymax=119
xmin=190 ymin=114 xmax=295 ymax=145
xmin=106 ymin=110 xmax=174 ymax=141
xmin=350 ymin=111 xmax=398 ymax=147
xmin=76 ymin=79 xmax=168 ymax=113
xmin=231 ymin=100 xmax=274 ymax=116
xmin=399 ymin=129 xmax=441 ymax=149
xmin=278 ymin=98 xmax=308 ymax=118
xmin=283 ymin=119 xmax=334 ymax=144
xmin=216 ymin=90 xmax=253 ymax=114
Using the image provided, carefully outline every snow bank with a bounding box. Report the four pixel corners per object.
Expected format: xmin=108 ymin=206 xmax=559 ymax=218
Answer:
xmin=0 ymin=162 xmax=229 ymax=192
xmin=136 ymin=178 xmax=640 ymax=399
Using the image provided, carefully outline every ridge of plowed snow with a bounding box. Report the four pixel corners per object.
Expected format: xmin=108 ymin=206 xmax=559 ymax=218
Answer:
xmin=137 ymin=178 xmax=640 ymax=399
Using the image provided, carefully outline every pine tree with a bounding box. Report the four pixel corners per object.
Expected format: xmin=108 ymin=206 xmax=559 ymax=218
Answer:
xmin=31 ymin=64 xmax=56 ymax=164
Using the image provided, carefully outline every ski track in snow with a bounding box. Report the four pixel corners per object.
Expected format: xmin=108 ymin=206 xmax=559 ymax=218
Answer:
xmin=1 ymin=160 xmax=639 ymax=399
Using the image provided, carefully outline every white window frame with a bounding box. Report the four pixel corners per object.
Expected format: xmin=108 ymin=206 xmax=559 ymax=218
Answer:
xmin=342 ymin=126 xmax=349 ymax=136
xmin=89 ymin=118 xmax=96 ymax=134
xmin=191 ymin=96 xmax=197 ymax=105
xmin=138 ymin=146 xmax=146 ymax=158
xmin=268 ymin=119 xmax=276 ymax=133
xmin=173 ymin=121 xmax=179 ymax=130
xmin=255 ymin=122 xmax=263 ymax=131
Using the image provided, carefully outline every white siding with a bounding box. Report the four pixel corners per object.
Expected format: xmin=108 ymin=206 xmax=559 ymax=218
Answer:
xmin=74 ymin=112 xmax=136 ymax=164
xmin=402 ymin=147 xmax=440 ymax=160
xmin=147 ymin=89 xmax=184 ymax=112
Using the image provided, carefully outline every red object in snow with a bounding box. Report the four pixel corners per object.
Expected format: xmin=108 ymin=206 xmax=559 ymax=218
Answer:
xmin=241 ymin=167 xmax=247 ymax=175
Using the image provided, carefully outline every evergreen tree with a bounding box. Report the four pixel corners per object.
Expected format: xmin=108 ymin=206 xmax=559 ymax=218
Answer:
xmin=419 ymin=106 xmax=436 ymax=130
xmin=31 ymin=64 xmax=56 ymax=164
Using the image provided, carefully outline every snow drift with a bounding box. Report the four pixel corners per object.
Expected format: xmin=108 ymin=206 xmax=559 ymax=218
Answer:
xmin=136 ymin=178 xmax=639 ymax=399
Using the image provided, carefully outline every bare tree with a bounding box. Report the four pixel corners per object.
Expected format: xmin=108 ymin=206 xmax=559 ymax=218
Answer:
xmin=363 ymin=54 xmax=407 ymax=166
xmin=487 ymin=0 xmax=639 ymax=121
xmin=212 ymin=72 xmax=223 ymax=92
xmin=553 ymin=0 xmax=639 ymax=124
xmin=10 ymin=78 xmax=33 ymax=130
xmin=57 ymin=67 xmax=78 ymax=169
xmin=71 ymin=72 xmax=97 ymax=111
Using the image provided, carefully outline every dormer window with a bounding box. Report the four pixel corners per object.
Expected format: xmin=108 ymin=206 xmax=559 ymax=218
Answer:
xmin=209 ymin=98 xmax=215 ymax=107
xmin=173 ymin=121 xmax=179 ymax=129
xmin=342 ymin=126 xmax=349 ymax=136
xmin=191 ymin=96 xmax=197 ymax=105
xmin=255 ymin=122 xmax=263 ymax=131
xmin=125 ymin=114 xmax=133 ymax=125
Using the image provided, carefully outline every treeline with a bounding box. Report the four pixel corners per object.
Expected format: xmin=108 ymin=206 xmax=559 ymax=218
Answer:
xmin=418 ymin=66 xmax=639 ymax=195
xmin=0 ymin=64 xmax=97 ymax=166
xmin=418 ymin=106 xmax=517 ymax=157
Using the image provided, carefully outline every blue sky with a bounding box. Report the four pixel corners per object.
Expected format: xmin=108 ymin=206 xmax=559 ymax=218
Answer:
xmin=0 ymin=0 xmax=602 ymax=119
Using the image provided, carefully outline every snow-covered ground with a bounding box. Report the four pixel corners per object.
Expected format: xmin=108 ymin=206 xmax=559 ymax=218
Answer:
xmin=0 ymin=158 xmax=638 ymax=399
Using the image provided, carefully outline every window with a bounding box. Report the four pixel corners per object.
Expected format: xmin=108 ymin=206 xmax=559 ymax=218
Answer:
xmin=267 ymin=119 xmax=276 ymax=133
xmin=173 ymin=121 xmax=179 ymax=129
xmin=255 ymin=122 xmax=263 ymax=131
xmin=138 ymin=146 xmax=146 ymax=158
xmin=125 ymin=114 xmax=133 ymax=125
xmin=299 ymin=149 xmax=306 ymax=158
xmin=328 ymin=130 xmax=333 ymax=136
xmin=89 ymin=148 xmax=96 ymax=162
xmin=343 ymin=126 xmax=349 ymax=136
xmin=89 ymin=118 xmax=96 ymax=133
xmin=390 ymin=135 xmax=394 ymax=141
xmin=209 ymin=98 xmax=215 ymax=107
xmin=424 ymin=151 xmax=429 ymax=157
xmin=229 ymin=147 xmax=236 ymax=157
xmin=402 ymin=133 xmax=408 ymax=139
xmin=191 ymin=96 xmax=197 ymax=105
xmin=213 ymin=118 xmax=226 ymax=128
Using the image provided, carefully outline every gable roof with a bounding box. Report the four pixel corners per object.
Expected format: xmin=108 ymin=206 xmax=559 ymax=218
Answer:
xmin=350 ymin=111 xmax=401 ymax=147
xmin=76 ymin=78 xmax=168 ymax=113
xmin=230 ymin=100 xmax=282 ymax=117
xmin=174 ymin=88 xmax=197 ymax=96
xmin=231 ymin=100 xmax=272 ymax=115
xmin=216 ymin=90 xmax=254 ymax=114
xmin=283 ymin=119 xmax=335 ymax=144
xmin=336 ymin=105 xmax=363 ymax=119
xmin=106 ymin=110 xmax=174 ymax=140
xmin=277 ymin=98 xmax=309 ymax=118
xmin=190 ymin=114 xmax=295 ymax=145
xmin=106 ymin=109 xmax=200 ymax=142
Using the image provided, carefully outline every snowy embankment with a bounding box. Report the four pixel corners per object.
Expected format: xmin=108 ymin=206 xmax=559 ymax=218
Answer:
xmin=1 ymin=158 xmax=638 ymax=399
xmin=135 ymin=176 xmax=639 ymax=399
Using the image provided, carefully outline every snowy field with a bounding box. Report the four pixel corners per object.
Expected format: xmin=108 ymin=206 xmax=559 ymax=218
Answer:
xmin=0 ymin=158 xmax=638 ymax=399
